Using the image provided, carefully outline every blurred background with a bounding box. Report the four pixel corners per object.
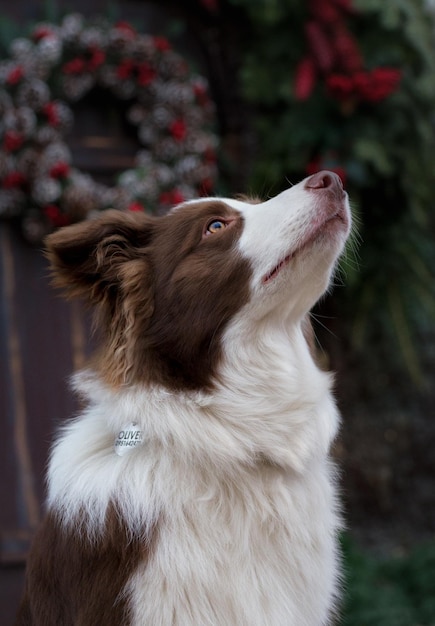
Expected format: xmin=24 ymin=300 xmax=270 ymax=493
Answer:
xmin=0 ymin=0 xmax=434 ymax=624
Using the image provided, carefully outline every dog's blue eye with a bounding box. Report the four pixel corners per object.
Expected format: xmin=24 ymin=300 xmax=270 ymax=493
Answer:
xmin=207 ymin=220 xmax=225 ymax=234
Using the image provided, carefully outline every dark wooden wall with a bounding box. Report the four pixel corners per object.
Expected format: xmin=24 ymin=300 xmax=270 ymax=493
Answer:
xmin=0 ymin=223 xmax=94 ymax=623
xmin=0 ymin=224 xmax=93 ymax=553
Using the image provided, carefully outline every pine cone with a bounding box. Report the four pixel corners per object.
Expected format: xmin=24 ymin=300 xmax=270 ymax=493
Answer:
xmin=16 ymin=79 xmax=50 ymax=110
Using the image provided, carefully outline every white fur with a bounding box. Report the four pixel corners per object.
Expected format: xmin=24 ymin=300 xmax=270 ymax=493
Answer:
xmin=47 ymin=178 xmax=350 ymax=625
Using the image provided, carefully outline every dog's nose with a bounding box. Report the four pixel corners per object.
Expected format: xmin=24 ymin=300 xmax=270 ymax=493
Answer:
xmin=304 ymin=170 xmax=343 ymax=195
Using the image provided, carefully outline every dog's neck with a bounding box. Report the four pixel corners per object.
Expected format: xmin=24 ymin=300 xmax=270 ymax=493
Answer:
xmin=72 ymin=318 xmax=337 ymax=470
xmin=48 ymin=317 xmax=339 ymax=536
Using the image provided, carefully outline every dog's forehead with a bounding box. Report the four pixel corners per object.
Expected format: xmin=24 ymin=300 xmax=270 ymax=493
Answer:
xmin=163 ymin=199 xmax=245 ymax=231
xmin=170 ymin=197 xmax=249 ymax=218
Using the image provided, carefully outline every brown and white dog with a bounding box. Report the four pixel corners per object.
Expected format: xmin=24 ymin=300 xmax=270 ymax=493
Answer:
xmin=17 ymin=171 xmax=351 ymax=626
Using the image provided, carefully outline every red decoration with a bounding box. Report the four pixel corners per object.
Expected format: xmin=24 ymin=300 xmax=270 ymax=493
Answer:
xmin=294 ymin=58 xmax=317 ymax=101
xmin=61 ymin=48 xmax=106 ymax=75
xmin=305 ymin=21 xmax=335 ymax=72
xmin=32 ymin=27 xmax=54 ymax=42
xmin=169 ymin=120 xmax=187 ymax=141
xmin=153 ymin=37 xmax=171 ymax=52
xmin=204 ymin=147 xmax=217 ymax=164
xmin=327 ymin=68 xmax=402 ymax=103
xmin=43 ymin=102 xmax=59 ymax=127
xmin=115 ymin=21 xmax=137 ymax=36
xmin=62 ymin=58 xmax=87 ymax=75
xmin=199 ymin=178 xmax=214 ymax=194
xmin=296 ymin=0 xmax=400 ymax=108
xmin=333 ymin=26 xmax=363 ymax=72
xmin=309 ymin=0 xmax=342 ymax=23
xmin=6 ymin=66 xmax=24 ymax=86
xmin=333 ymin=0 xmax=353 ymax=11
xmin=326 ymin=74 xmax=355 ymax=100
xmin=2 ymin=171 xmax=27 ymax=189
xmin=137 ymin=62 xmax=157 ymax=87
xmin=128 ymin=202 xmax=145 ymax=212
xmin=88 ymin=48 xmax=106 ymax=71
xmin=116 ymin=60 xmax=156 ymax=86
xmin=3 ymin=131 xmax=24 ymax=152
xmin=193 ymin=83 xmax=209 ymax=106
xmin=49 ymin=162 xmax=70 ymax=179
xmin=159 ymin=189 xmax=185 ymax=205
xmin=43 ymin=205 xmax=70 ymax=227
xmin=117 ymin=59 xmax=135 ymax=80
xmin=367 ymin=68 xmax=402 ymax=101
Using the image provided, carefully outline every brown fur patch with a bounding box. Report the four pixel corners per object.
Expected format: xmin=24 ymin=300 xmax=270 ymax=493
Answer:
xmin=16 ymin=504 xmax=155 ymax=626
xmin=45 ymin=203 xmax=252 ymax=391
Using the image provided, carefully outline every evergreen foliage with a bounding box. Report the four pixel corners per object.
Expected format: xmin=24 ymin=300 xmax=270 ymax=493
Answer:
xmin=342 ymin=536 xmax=435 ymax=625
xmin=227 ymin=0 xmax=435 ymax=380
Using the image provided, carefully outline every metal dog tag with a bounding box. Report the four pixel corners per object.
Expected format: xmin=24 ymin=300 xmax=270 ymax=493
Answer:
xmin=114 ymin=423 xmax=144 ymax=457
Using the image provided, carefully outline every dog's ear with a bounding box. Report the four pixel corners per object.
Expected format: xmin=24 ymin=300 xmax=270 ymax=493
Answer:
xmin=45 ymin=209 xmax=155 ymax=303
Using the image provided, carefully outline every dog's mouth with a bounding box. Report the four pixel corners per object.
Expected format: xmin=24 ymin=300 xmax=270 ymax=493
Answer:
xmin=262 ymin=209 xmax=348 ymax=285
xmin=263 ymin=254 xmax=293 ymax=283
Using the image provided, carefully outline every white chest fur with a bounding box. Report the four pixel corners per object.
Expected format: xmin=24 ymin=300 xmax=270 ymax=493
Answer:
xmin=47 ymin=325 xmax=341 ymax=626
xmin=128 ymin=459 xmax=340 ymax=626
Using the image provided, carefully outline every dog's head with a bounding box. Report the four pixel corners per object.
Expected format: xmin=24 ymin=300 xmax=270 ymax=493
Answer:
xmin=46 ymin=171 xmax=350 ymax=390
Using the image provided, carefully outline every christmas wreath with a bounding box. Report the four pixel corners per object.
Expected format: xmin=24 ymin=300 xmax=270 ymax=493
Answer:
xmin=0 ymin=14 xmax=218 ymax=242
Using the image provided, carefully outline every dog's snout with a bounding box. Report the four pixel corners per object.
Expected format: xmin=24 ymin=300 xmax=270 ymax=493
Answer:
xmin=304 ymin=170 xmax=343 ymax=194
